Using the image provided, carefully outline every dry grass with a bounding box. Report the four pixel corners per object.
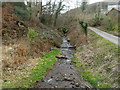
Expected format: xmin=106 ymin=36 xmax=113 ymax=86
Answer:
xmin=2 ymin=36 xmax=54 ymax=70
xmin=74 ymin=30 xmax=119 ymax=88
xmin=2 ymin=38 xmax=29 ymax=69
xmin=66 ymin=21 xmax=87 ymax=47
xmin=3 ymin=57 xmax=41 ymax=88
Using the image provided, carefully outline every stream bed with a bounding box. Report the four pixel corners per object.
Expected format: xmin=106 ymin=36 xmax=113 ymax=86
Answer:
xmin=33 ymin=38 xmax=92 ymax=88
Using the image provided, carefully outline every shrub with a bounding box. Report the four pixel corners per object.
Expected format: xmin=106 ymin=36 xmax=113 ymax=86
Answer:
xmin=112 ymin=25 xmax=118 ymax=30
xmin=79 ymin=21 xmax=88 ymax=37
xmin=27 ymin=28 xmax=37 ymax=40
xmin=13 ymin=7 xmax=31 ymax=21
xmin=2 ymin=2 xmax=26 ymax=8
xmin=92 ymin=13 xmax=103 ymax=26
xmin=39 ymin=16 xmax=46 ymax=23
xmin=102 ymin=16 xmax=115 ymax=31
xmin=58 ymin=26 xmax=68 ymax=34
xmin=106 ymin=17 xmax=113 ymax=31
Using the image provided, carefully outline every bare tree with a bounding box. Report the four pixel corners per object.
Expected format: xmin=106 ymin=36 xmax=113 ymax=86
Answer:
xmin=80 ymin=0 xmax=88 ymax=21
xmin=81 ymin=0 xmax=88 ymax=12
xmin=54 ymin=0 xmax=65 ymax=26
xmin=76 ymin=0 xmax=81 ymax=8
xmin=79 ymin=0 xmax=88 ymax=43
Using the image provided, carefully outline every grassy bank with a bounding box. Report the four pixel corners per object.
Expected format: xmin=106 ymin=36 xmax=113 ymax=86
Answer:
xmin=3 ymin=49 xmax=61 ymax=88
xmin=72 ymin=30 xmax=119 ymax=88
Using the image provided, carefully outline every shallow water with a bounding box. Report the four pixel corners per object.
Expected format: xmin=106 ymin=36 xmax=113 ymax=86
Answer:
xmin=33 ymin=38 xmax=92 ymax=88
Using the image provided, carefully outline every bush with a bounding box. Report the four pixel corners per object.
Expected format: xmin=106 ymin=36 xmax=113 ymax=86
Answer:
xmin=102 ymin=16 xmax=115 ymax=31
xmin=39 ymin=16 xmax=46 ymax=23
xmin=58 ymin=26 xmax=68 ymax=34
xmin=27 ymin=28 xmax=37 ymax=40
xmin=79 ymin=21 xmax=88 ymax=37
xmin=13 ymin=7 xmax=31 ymax=21
xmin=112 ymin=25 xmax=118 ymax=30
xmin=106 ymin=17 xmax=113 ymax=31
xmin=2 ymin=2 xmax=26 ymax=8
xmin=92 ymin=13 xmax=103 ymax=26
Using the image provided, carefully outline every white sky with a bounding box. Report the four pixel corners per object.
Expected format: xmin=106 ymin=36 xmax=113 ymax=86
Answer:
xmin=89 ymin=0 xmax=104 ymax=4
xmin=24 ymin=0 xmax=105 ymax=12
xmin=42 ymin=0 xmax=104 ymax=10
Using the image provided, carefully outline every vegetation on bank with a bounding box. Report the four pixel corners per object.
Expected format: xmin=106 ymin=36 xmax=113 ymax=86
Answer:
xmin=88 ymin=13 xmax=119 ymax=36
xmin=3 ymin=49 xmax=61 ymax=88
xmin=27 ymin=28 xmax=38 ymax=41
xmin=72 ymin=30 xmax=119 ymax=88
xmin=2 ymin=1 xmax=119 ymax=89
xmin=2 ymin=2 xmax=63 ymax=88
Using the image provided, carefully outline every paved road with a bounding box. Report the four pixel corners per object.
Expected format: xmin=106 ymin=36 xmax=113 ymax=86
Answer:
xmin=88 ymin=27 xmax=120 ymax=46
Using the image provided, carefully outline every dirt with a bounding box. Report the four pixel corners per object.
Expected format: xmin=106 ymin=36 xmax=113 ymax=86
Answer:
xmin=32 ymin=38 xmax=92 ymax=88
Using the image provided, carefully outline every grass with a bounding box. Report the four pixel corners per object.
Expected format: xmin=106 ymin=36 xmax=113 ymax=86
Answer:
xmin=3 ymin=49 xmax=61 ymax=88
xmin=81 ymin=71 xmax=110 ymax=88
xmin=72 ymin=57 xmax=110 ymax=88
xmin=72 ymin=30 xmax=119 ymax=88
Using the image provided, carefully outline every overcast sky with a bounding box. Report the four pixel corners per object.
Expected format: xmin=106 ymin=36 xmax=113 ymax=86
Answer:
xmin=89 ymin=0 xmax=104 ymax=4
xmin=24 ymin=0 xmax=105 ymax=12
xmin=42 ymin=0 xmax=104 ymax=10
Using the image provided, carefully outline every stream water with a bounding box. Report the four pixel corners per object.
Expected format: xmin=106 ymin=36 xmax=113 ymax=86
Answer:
xmin=33 ymin=38 xmax=92 ymax=88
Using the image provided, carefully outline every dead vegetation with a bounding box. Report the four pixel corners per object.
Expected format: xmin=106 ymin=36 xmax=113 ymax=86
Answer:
xmin=58 ymin=13 xmax=88 ymax=47
xmin=2 ymin=39 xmax=29 ymax=69
xmin=2 ymin=3 xmax=62 ymax=71
xmin=66 ymin=21 xmax=87 ymax=47
xmin=2 ymin=4 xmax=28 ymax=43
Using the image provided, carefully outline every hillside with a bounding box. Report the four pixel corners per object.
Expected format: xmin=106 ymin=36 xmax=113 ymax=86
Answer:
xmin=1 ymin=1 xmax=119 ymax=89
xmin=2 ymin=2 xmax=63 ymax=88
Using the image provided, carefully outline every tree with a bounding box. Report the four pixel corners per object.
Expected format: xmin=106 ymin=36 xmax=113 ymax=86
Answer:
xmin=79 ymin=0 xmax=88 ymax=43
xmin=48 ymin=0 xmax=52 ymax=15
xmin=81 ymin=0 xmax=88 ymax=12
xmin=76 ymin=0 xmax=81 ymax=8
xmin=53 ymin=0 xmax=65 ymax=26
xmin=26 ymin=0 xmax=43 ymax=22
xmin=80 ymin=0 xmax=88 ymax=21
xmin=96 ymin=2 xmax=101 ymax=21
xmin=40 ymin=0 xmax=42 ymax=15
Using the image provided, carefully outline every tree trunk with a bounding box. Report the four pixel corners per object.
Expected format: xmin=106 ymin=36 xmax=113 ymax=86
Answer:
xmin=53 ymin=1 xmax=62 ymax=26
xmin=54 ymin=11 xmax=58 ymax=26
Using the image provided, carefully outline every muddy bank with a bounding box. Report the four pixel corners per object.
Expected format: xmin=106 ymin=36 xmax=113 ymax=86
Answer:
xmin=33 ymin=38 xmax=92 ymax=88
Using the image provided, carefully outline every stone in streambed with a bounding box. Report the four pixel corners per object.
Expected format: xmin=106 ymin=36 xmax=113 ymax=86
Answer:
xmin=54 ymin=86 xmax=58 ymax=88
xmin=56 ymin=54 xmax=67 ymax=59
xmin=64 ymin=77 xmax=73 ymax=81
xmin=75 ymin=83 xmax=80 ymax=87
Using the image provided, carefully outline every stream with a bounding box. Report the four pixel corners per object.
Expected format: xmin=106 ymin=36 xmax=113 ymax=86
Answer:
xmin=33 ymin=38 xmax=92 ymax=88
